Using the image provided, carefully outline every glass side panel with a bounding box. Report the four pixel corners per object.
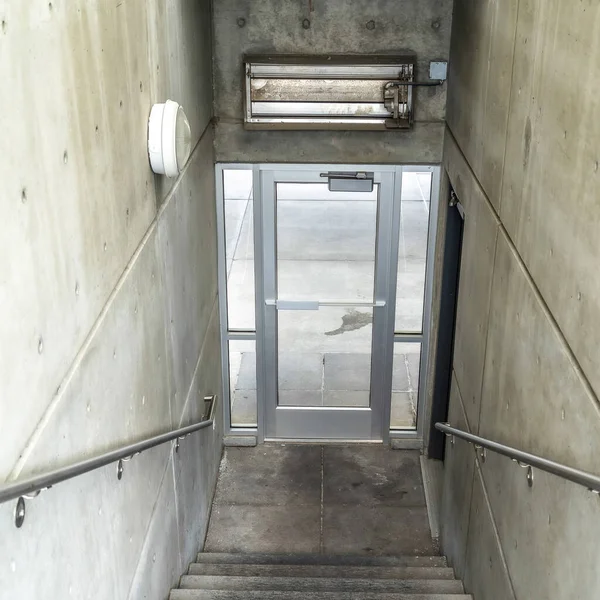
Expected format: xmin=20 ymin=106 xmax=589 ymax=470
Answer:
xmin=224 ymin=169 xmax=255 ymax=330
xmin=276 ymin=182 xmax=378 ymax=302
xmin=395 ymin=171 xmax=432 ymax=333
xmin=229 ymin=339 xmax=257 ymax=427
xmin=277 ymin=307 xmax=373 ymax=408
xmin=390 ymin=342 xmax=422 ymax=430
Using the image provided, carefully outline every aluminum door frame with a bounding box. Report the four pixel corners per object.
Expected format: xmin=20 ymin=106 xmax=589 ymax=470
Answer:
xmin=216 ymin=163 xmax=440 ymax=445
xmin=386 ymin=165 xmax=441 ymax=447
xmin=257 ymin=165 xmax=398 ymax=441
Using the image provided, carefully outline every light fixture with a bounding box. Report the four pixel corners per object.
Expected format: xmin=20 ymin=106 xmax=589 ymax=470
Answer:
xmin=148 ymin=100 xmax=192 ymax=177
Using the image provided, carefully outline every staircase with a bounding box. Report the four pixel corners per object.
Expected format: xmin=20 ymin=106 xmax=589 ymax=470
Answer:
xmin=170 ymin=552 xmax=471 ymax=599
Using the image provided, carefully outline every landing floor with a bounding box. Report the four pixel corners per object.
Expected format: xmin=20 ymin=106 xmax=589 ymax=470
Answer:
xmin=205 ymin=445 xmax=438 ymax=556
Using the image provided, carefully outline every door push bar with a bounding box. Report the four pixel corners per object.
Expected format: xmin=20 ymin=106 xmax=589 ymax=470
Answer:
xmin=265 ymin=299 xmax=386 ymax=311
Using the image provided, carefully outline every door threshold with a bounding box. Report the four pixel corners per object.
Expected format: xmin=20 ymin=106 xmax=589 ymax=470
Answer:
xmin=263 ymin=438 xmax=383 ymax=445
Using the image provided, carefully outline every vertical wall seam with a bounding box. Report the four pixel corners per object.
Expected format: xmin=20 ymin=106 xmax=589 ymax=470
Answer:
xmin=474 ymin=463 xmax=519 ymax=600
xmin=474 ymin=223 xmax=500 ymax=436
xmin=124 ymin=454 xmax=175 ymax=600
xmin=496 ymin=0 xmax=522 ymax=216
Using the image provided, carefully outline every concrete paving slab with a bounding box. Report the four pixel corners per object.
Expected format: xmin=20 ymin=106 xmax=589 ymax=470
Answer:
xmin=213 ymin=446 xmax=321 ymax=507
xmin=277 ymin=200 xmax=377 ymax=261
xmin=401 ymin=172 xmax=426 ymax=201
xmin=223 ymin=170 xmax=253 ymax=200
xmin=391 ymin=392 xmax=416 ymax=430
xmin=393 ymin=356 xmax=411 ymax=392
xmin=231 ymin=389 xmax=257 ymax=427
xmin=323 ymin=391 xmax=370 ymax=407
xmin=323 ymin=448 xmax=425 ymax=507
xmin=278 ymin=353 xmax=324 ymax=390
xmin=235 ymin=352 xmax=257 ymax=390
xmin=224 ymin=199 xmax=249 ymax=258
xmin=205 ymin=505 xmax=321 ymax=554
xmin=278 ymin=308 xmax=373 ymax=353
xmin=323 ymin=506 xmax=438 ymax=556
xmin=277 ymin=260 xmax=375 ymax=301
xmin=226 ymin=259 xmax=255 ymax=330
xmin=231 ymin=206 xmax=254 ymax=261
xmin=279 ymin=390 xmax=323 ymax=407
xmin=324 ymin=353 xmax=371 ymax=391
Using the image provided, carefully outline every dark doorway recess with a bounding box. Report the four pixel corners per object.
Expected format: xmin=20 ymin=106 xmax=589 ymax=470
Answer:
xmin=428 ymin=183 xmax=464 ymax=460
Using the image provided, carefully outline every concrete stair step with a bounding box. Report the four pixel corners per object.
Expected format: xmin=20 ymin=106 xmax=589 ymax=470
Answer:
xmin=179 ymin=576 xmax=464 ymax=594
xmin=188 ymin=564 xmax=455 ymax=580
xmin=194 ymin=553 xmax=447 ymax=568
xmin=171 ymin=591 xmax=471 ymax=600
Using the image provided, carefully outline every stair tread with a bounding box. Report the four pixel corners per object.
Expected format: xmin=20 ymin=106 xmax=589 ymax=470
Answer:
xmin=195 ymin=553 xmax=447 ymax=567
xmin=179 ymin=575 xmax=464 ymax=594
xmin=172 ymin=590 xmax=471 ymax=600
xmin=188 ymin=564 xmax=455 ymax=579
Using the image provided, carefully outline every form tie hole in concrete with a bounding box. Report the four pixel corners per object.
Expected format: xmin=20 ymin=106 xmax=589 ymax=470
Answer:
xmin=302 ymin=18 xmax=311 ymax=29
xmin=139 ymin=81 xmax=143 ymax=92
xmin=21 ymin=187 xmax=27 ymax=203
xmin=75 ymin=281 xmax=79 ymax=296
xmin=1 ymin=19 xmax=7 ymax=34
xmin=95 ymin=124 xmax=99 ymax=133
xmin=119 ymin=100 xmax=123 ymax=108
xmin=577 ymin=291 xmax=582 ymax=301
xmin=63 ymin=150 xmax=68 ymax=164
xmin=38 ymin=337 xmax=44 ymax=354
xmin=103 ymin=242 xmax=107 ymax=252
xmin=237 ymin=17 xmax=246 ymax=28
xmin=48 ymin=2 xmax=53 ymax=11
xmin=595 ymin=160 xmax=599 ymax=173
xmin=431 ymin=19 xmax=441 ymax=31
xmin=366 ymin=20 xmax=376 ymax=30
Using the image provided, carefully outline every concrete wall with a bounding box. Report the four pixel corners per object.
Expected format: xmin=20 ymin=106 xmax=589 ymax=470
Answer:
xmin=212 ymin=0 xmax=453 ymax=164
xmin=0 ymin=2 xmax=222 ymax=599
xmin=440 ymin=1 xmax=600 ymax=598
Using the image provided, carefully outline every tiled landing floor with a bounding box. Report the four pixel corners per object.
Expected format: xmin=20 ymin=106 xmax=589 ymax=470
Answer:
xmin=205 ymin=445 xmax=438 ymax=556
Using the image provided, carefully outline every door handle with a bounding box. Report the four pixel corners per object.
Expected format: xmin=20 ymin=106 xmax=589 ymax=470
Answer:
xmin=265 ymin=299 xmax=386 ymax=310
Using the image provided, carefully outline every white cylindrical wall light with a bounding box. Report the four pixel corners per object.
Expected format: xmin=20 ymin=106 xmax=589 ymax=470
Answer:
xmin=148 ymin=100 xmax=192 ymax=177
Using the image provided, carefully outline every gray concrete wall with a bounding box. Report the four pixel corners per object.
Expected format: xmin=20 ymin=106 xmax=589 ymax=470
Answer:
xmin=212 ymin=0 xmax=453 ymax=164
xmin=439 ymin=1 xmax=600 ymax=598
xmin=0 ymin=2 xmax=222 ymax=599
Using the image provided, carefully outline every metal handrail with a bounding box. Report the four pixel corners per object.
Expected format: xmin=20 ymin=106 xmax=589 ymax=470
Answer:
xmin=1 ymin=395 xmax=218 ymax=524
xmin=436 ymin=422 xmax=600 ymax=493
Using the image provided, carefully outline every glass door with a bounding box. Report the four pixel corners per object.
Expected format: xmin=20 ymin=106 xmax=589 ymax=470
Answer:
xmin=259 ymin=167 xmax=396 ymax=440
